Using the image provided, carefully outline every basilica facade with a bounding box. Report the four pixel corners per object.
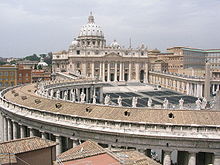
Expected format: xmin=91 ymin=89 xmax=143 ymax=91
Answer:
xmin=52 ymin=13 xmax=149 ymax=83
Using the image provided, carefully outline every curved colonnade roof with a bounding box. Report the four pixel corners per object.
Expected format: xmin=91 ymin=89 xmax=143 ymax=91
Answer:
xmin=3 ymin=84 xmax=220 ymax=126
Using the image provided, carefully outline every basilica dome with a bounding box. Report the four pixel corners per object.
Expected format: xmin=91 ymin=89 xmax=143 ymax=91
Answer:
xmin=79 ymin=13 xmax=104 ymax=37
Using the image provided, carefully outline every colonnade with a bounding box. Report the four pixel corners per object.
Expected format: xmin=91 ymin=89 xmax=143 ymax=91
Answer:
xmin=149 ymin=72 xmax=204 ymax=97
xmin=44 ymin=86 xmax=103 ymax=104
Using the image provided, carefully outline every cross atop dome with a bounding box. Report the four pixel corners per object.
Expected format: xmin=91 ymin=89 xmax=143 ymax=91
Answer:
xmin=88 ymin=12 xmax=95 ymax=23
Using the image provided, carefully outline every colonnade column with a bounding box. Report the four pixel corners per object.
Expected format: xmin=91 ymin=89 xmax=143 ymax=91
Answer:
xmin=8 ymin=118 xmax=12 ymax=141
xmin=12 ymin=120 xmax=18 ymax=140
xmin=3 ymin=116 xmax=8 ymax=141
xmin=55 ymin=135 xmax=62 ymax=155
xmin=99 ymin=87 xmax=103 ymax=103
xmin=29 ymin=127 xmax=35 ymax=137
xmin=41 ymin=131 xmax=47 ymax=139
xmin=214 ymin=153 xmax=220 ymax=165
xmin=71 ymin=138 xmax=79 ymax=148
xmin=188 ymin=152 xmax=196 ymax=165
xmin=0 ymin=113 xmax=3 ymax=142
xmin=163 ymin=151 xmax=171 ymax=165
xmin=20 ymin=124 xmax=26 ymax=138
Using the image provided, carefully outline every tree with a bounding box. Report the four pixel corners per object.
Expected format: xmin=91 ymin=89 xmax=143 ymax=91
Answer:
xmin=24 ymin=54 xmax=40 ymax=61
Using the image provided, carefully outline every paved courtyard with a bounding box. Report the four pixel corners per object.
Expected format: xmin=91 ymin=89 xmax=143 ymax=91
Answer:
xmin=103 ymin=83 xmax=198 ymax=108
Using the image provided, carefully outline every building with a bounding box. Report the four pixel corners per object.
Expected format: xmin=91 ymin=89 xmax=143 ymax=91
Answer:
xmin=56 ymin=140 xmax=160 ymax=165
xmin=52 ymin=13 xmax=149 ymax=83
xmin=0 ymin=137 xmax=57 ymax=165
xmin=0 ymin=65 xmax=17 ymax=89
xmin=17 ymin=60 xmax=38 ymax=69
xmin=31 ymin=69 xmax=51 ymax=82
xmin=17 ymin=65 xmax=32 ymax=85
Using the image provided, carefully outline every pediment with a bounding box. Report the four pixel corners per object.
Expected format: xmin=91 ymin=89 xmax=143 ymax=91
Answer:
xmin=104 ymin=52 xmax=122 ymax=58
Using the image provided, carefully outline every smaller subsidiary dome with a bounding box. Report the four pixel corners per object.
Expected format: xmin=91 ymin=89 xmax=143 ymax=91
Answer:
xmin=110 ymin=40 xmax=120 ymax=48
xmin=71 ymin=38 xmax=78 ymax=46
xmin=38 ymin=57 xmax=48 ymax=67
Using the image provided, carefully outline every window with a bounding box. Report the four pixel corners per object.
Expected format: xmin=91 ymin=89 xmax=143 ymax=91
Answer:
xmin=76 ymin=50 xmax=80 ymax=55
xmin=4 ymin=72 xmax=8 ymax=76
xmin=26 ymin=73 xmax=29 ymax=77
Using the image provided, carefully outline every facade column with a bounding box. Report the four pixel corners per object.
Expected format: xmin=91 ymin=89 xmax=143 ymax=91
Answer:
xmin=102 ymin=62 xmax=105 ymax=82
xmin=3 ymin=116 xmax=8 ymax=141
xmin=55 ymin=135 xmax=62 ymax=155
xmin=119 ymin=62 xmax=122 ymax=81
xmin=128 ymin=62 xmax=132 ymax=81
xmin=8 ymin=118 xmax=12 ymax=141
xmin=214 ymin=153 xmax=220 ymax=165
xmin=122 ymin=62 xmax=125 ymax=81
xmin=99 ymin=62 xmax=102 ymax=80
xmin=114 ymin=62 xmax=117 ymax=81
xmin=163 ymin=151 xmax=171 ymax=165
xmin=91 ymin=62 xmax=95 ymax=78
xmin=107 ymin=63 xmax=110 ymax=82
xmin=188 ymin=152 xmax=196 ymax=165
xmin=20 ymin=124 xmax=26 ymax=138
xmin=12 ymin=120 xmax=18 ymax=140
xmin=144 ymin=63 xmax=148 ymax=83
xmin=135 ymin=63 xmax=140 ymax=81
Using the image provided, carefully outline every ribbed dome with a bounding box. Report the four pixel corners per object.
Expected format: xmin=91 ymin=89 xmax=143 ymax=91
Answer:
xmin=79 ymin=13 xmax=104 ymax=37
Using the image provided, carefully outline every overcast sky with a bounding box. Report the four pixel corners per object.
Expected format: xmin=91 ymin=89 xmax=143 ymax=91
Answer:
xmin=0 ymin=0 xmax=220 ymax=58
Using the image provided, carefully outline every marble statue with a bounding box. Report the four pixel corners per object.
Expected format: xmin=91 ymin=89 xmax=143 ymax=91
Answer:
xmin=132 ymin=97 xmax=138 ymax=108
xmin=163 ymin=98 xmax=169 ymax=109
xmin=80 ymin=92 xmax=86 ymax=103
xmin=201 ymin=97 xmax=207 ymax=109
xmin=92 ymin=94 xmax=97 ymax=104
xmin=195 ymin=98 xmax=202 ymax=110
xmin=117 ymin=96 xmax=122 ymax=107
xmin=147 ymin=98 xmax=152 ymax=107
xmin=179 ymin=98 xmax=184 ymax=110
